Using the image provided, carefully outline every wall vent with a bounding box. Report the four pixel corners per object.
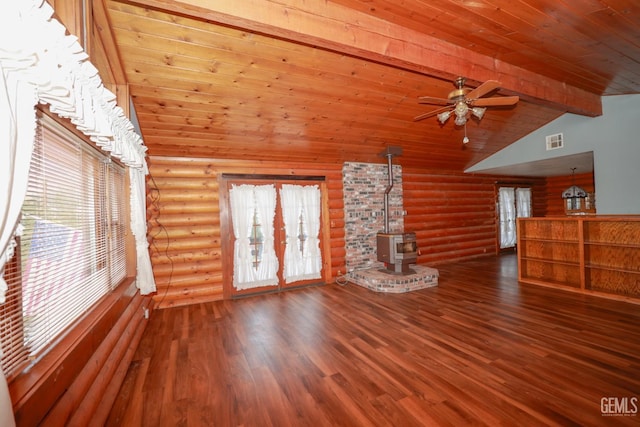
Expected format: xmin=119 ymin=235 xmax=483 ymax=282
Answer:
xmin=545 ymin=133 xmax=564 ymax=150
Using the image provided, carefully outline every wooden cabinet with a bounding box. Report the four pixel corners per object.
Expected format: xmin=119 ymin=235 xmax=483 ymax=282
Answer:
xmin=517 ymin=216 xmax=640 ymax=300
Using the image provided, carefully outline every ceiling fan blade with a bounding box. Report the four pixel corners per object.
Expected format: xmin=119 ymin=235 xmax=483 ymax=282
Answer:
xmin=470 ymin=96 xmax=520 ymax=107
xmin=466 ymin=80 xmax=501 ymax=100
xmin=418 ymin=96 xmax=454 ymax=106
xmin=414 ymin=106 xmax=452 ymax=121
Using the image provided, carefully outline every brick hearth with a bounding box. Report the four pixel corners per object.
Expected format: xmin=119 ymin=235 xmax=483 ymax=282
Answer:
xmin=349 ymin=265 xmax=439 ymax=293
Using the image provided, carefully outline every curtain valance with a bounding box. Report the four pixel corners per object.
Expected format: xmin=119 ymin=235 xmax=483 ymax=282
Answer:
xmin=0 ymin=0 xmax=154 ymax=304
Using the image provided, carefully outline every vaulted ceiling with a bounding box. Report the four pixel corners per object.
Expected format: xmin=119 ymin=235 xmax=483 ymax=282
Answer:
xmin=100 ymin=0 xmax=640 ymax=171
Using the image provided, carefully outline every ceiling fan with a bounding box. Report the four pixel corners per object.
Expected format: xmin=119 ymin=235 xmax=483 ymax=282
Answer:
xmin=414 ymin=77 xmax=519 ymax=126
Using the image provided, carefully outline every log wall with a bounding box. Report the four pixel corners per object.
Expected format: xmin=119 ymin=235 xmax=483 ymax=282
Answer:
xmin=146 ymin=157 xmax=344 ymax=308
xmin=10 ymin=279 xmax=151 ymax=426
xmin=403 ymin=169 xmax=545 ymax=264
xmin=148 ymin=157 xmax=549 ymax=306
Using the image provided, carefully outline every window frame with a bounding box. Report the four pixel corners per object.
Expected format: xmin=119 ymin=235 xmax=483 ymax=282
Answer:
xmin=0 ymin=108 xmax=135 ymax=381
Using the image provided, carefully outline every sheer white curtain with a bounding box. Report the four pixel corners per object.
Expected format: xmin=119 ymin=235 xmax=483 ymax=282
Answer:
xmin=516 ymin=188 xmax=532 ymax=218
xmin=0 ymin=58 xmax=37 ymax=306
xmin=0 ymin=34 xmax=34 ymax=427
xmin=281 ymin=184 xmax=322 ymax=283
xmin=230 ymin=184 xmax=278 ymax=290
xmin=499 ymin=187 xmax=517 ymax=249
xmin=129 ymin=168 xmax=156 ymax=294
xmin=499 ymin=187 xmax=532 ymax=249
xmin=254 ymin=185 xmax=279 ymax=286
xmin=301 ymin=185 xmax=322 ymax=281
xmin=280 ymin=185 xmax=304 ymax=282
xmin=230 ymin=185 xmax=254 ymax=288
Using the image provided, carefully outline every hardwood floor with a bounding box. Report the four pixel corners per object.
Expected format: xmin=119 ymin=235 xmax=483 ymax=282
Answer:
xmin=107 ymin=254 xmax=640 ymax=426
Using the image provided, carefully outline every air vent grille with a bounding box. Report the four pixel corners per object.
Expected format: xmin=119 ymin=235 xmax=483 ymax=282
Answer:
xmin=546 ymin=133 xmax=564 ymax=150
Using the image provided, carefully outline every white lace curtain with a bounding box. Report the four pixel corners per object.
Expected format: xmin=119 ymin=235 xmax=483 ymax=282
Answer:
xmin=130 ymin=168 xmax=156 ymax=294
xmin=516 ymin=188 xmax=532 ymax=218
xmin=499 ymin=187 xmax=532 ymax=249
xmin=280 ymin=184 xmax=322 ymax=283
xmin=230 ymin=184 xmax=278 ymax=290
xmin=499 ymin=188 xmax=517 ymax=249
xmin=1 ymin=0 xmax=155 ymax=303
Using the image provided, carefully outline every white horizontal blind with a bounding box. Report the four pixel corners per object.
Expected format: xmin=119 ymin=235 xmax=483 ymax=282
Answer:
xmin=0 ymin=114 xmax=126 ymax=378
xmin=108 ymin=166 xmax=127 ymax=287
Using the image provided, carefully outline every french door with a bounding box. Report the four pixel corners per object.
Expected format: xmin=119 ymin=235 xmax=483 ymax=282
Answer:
xmin=498 ymin=186 xmax=532 ymax=249
xmin=223 ymin=177 xmax=325 ymax=297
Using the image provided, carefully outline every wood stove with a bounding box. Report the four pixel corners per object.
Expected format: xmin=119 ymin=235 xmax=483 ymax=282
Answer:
xmin=374 ymin=146 xmax=418 ymax=275
xmin=377 ymin=232 xmax=417 ymax=274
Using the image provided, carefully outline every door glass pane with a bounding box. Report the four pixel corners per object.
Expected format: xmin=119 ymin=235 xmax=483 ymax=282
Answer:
xmin=250 ymin=209 xmax=264 ymax=270
xmin=297 ymin=211 xmax=307 ymax=255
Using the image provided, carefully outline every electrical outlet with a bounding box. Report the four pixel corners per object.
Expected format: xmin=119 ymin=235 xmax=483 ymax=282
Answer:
xmin=143 ymin=307 xmax=149 ymax=319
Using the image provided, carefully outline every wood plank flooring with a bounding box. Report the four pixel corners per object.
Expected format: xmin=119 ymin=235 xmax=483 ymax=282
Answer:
xmin=107 ymin=254 xmax=640 ymax=426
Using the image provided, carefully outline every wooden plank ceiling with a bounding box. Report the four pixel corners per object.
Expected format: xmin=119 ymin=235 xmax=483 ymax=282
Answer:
xmin=102 ymin=0 xmax=640 ymax=171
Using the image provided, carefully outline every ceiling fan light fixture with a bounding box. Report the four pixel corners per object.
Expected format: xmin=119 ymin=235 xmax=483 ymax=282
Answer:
xmin=453 ymin=101 xmax=469 ymax=126
xmin=437 ymin=111 xmax=451 ymax=124
xmin=471 ymin=107 xmax=486 ymax=120
xmin=454 ymin=101 xmax=468 ymax=116
xmin=454 ymin=115 xmax=467 ymax=126
xmin=414 ymin=78 xmax=519 ymax=133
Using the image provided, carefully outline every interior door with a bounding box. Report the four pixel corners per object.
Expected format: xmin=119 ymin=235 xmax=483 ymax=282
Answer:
xmin=224 ymin=177 xmax=324 ymax=297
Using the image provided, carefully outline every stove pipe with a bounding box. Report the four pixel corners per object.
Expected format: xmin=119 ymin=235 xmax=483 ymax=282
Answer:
xmin=380 ymin=146 xmax=402 ymax=233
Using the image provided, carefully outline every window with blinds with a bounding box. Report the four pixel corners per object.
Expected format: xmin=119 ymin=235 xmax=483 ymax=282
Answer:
xmin=0 ymin=113 xmax=127 ymax=378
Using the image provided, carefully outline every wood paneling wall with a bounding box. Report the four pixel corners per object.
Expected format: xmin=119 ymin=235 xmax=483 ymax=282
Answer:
xmin=543 ymin=172 xmax=595 ymax=216
xmin=146 ymin=157 xmax=345 ymax=308
xmin=403 ymin=169 xmax=545 ymax=264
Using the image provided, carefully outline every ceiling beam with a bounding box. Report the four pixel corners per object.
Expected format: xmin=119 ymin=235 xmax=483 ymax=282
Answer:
xmin=122 ymin=0 xmax=602 ymax=117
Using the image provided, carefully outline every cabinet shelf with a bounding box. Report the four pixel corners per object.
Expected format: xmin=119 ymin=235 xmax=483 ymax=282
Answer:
xmin=521 ymin=256 xmax=581 ymax=267
xmin=520 ymin=238 xmax=578 ymax=244
xmin=584 ymin=241 xmax=640 ymax=249
xmin=517 ymin=216 xmax=640 ymax=300
xmin=585 ymin=264 xmax=640 ymax=275
xmin=518 ymin=276 xmax=582 ymax=290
